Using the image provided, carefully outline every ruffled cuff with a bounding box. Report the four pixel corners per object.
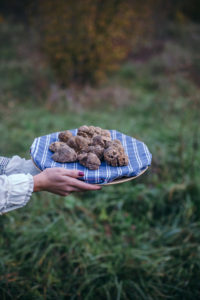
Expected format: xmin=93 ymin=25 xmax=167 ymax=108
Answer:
xmin=0 ymin=173 xmax=34 ymax=214
xmin=5 ymin=155 xmax=40 ymax=176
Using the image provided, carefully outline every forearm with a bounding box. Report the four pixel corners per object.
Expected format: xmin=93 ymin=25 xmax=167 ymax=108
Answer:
xmin=0 ymin=156 xmax=101 ymax=214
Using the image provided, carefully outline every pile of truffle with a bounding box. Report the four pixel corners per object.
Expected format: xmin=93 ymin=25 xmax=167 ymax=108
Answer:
xmin=49 ymin=125 xmax=129 ymax=170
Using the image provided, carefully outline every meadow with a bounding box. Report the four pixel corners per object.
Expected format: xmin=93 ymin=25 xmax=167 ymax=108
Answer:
xmin=0 ymin=22 xmax=200 ymax=299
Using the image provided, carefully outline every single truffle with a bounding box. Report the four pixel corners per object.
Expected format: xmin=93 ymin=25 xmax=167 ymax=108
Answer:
xmin=87 ymin=145 xmax=104 ymax=160
xmin=51 ymin=144 xmax=77 ymax=163
xmin=118 ymin=153 xmax=129 ymax=166
xmin=105 ymin=139 xmax=123 ymax=150
xmin=58 ymin=130 xmax=73 ymax=143
xmin=77 ymin=125 xmax=94 ymax=139
xmin=92 ymin=135 xmax=105 ymax=148
xmin=78 ymin=152 xmax=101 ymax=170
xmin=93 ymin=126 xmax=102 ymax=135
xmin=112 ymin=139 xmax=124 ymax=151
xmin=104 ymin=147 xmax=119 ymax=167
xmin=66 ymin=136 xmax=77 ymax=149
xmin=101 ymin=129 xmax=111 ymax=141
xmin=104 ymin=140 xmax=112 ymax=149
xmin=49 ymin=141 xmax=67 ymax=152
xmin=75 ymin=136 xmax=91 ymax=152
xmin=104 ymin=144 xmax=129 ymax=167
xmin=112 ymin=139 xmax=122 ymax=147
xmin=67 ymin=136 xmax=90 ymax=152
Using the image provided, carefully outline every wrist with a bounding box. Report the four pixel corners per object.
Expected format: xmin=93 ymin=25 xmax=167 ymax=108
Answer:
xmin=33 ymin=174 xmax=44 ymax=192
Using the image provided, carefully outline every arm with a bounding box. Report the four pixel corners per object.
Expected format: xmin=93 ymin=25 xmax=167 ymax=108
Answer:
xmin=5 ymin=156 xmax=101 ymax=195
xmin=0 ymin=156 xmax=101 ymax=214
xmin=33 ymin=168 xmax=101 ymax=196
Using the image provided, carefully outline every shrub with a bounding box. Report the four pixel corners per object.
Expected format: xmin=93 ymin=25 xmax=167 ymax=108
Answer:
xmin=35 ymin=0 xmax=132 ymax=85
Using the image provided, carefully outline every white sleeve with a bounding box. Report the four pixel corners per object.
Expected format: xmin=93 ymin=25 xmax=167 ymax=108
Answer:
xmin=0 ymin=173 xmax=34 ymax=214
xmin=5 ymin=155 xmax=40 ymax=176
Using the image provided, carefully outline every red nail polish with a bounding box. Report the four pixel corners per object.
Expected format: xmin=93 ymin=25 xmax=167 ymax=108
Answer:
xmin=78 ymin=171 xmax=84 ymax=176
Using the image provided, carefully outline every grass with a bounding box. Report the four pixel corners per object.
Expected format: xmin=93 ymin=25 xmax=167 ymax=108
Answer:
xmin=0 ymin=21 xmax=200 ymax=299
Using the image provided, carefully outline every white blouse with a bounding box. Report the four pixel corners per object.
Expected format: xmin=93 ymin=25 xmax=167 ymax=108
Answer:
xmin=0 ymin=156 xmax=40 ymax=214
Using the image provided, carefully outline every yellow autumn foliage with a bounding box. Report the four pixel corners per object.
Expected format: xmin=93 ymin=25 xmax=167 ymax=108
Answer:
xmin=36 ymin=0 xmax=134 ymax=85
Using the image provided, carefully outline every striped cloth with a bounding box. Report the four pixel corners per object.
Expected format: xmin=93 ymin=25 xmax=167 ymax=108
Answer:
xmin=30 ymin=129 xmax=152 ymax=184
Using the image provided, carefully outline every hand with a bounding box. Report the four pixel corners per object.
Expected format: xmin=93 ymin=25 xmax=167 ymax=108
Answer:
xmin=33 ymin=168 xmax=101 ymax=196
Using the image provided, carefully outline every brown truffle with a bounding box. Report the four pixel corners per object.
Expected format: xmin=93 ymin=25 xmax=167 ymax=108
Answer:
xmin=51 ymin=144 xmax=77 ymax=163
xmin=104 ymin=140 xmax=112 ymax=149
xmin=87 ymin=145 xmax=104 ymax=160
xmin=78 ymin=152 xmax=101 ymax=170
xmin=104 ymin=142 xmax=129 ymax=167
xmin=101 ymin=129 xmax=111 ymax=140
xmin=104 ymin=139 xmax=123 ymax=150
xmin=67 ymin=136 xmax=90 ymax=152
xmin=104 ymin=147 xmax=119 ymax=167
xmin=112 ymin=140 xmax=124 ymax=152
xmin=92 ymin=135 xmax=105 ymax=148
xmin=77 ymin=125 xmax=94 ymax=139
xmin=93 ymin=127 xmax=102 ymax=135
xmin=49 ymin=141 xmax=67 ymax=152
xmin=66 ymin=136 xmax=77 ymax=149
xmin=58 ymin=130 xmax=73 ymax=143
xmin=118 ymin=153 xmax=129 ymax=166
xmin=77 ymin=125 xmax=111 ymax=143
xmin=112 ymin=139 xmax=122 ymax=147
xmin=75 ymin=136 xmax=91 ymax=152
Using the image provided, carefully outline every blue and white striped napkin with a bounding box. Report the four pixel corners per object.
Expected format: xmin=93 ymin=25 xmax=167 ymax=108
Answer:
xmin=30 ymin=129 xmax=152 ymax=184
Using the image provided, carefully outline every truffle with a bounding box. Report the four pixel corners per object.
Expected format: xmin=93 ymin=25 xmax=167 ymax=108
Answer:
xmin=77 ymin=125 xmax=94 ymax=139
xmin=67 ymin=135 xmax=90 ymax=152
xmin=49 ymin=141 xmax=67 ymax=152
xmin=78 ymin=152 xmax=101 ymax=170
xmin=58 ymin=130 xmax=73 ymax=143
xmin=101 ymin=129 xmax=111 ymax=141
xmin=103 ymin=139 xmax=129 ymax=167
xmin=51 ymin=144 xmax=77 ymax=163
xmin=86 ymin=145 xmax=104 ymax=160
xmin=92 ymin=135 xmax=105 ymax=148
xmin=105 ymin=139 xmax=123 ymax=150
xmin=118 ymin=153 xmax=129 ymax=166
xmin=103 ymin=147 xmax=119 ymax=167
xmin=77 ymin=125 xmax=111 ymax=144
xmin=93 ymin=126 xmax=102 ymax=135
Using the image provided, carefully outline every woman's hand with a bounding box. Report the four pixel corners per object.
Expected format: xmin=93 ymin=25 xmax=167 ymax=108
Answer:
xmin=33 ymin=168 xmax=101 ymax=196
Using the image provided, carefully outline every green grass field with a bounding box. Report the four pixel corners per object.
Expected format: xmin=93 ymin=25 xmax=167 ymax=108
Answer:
xmin=0 ymin=22 xmax=200 ymax=299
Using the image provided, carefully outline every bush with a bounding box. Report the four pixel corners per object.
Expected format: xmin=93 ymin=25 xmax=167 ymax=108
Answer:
xmin=35 ymin=0 xmax=132 ymax=85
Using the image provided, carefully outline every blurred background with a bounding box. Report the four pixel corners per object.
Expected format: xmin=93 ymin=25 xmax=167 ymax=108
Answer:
xmin=0 ymin=1 xmax=200 ymax=299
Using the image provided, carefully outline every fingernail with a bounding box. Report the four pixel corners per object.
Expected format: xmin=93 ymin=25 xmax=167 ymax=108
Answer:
xmin=78 ymin=171 xmax=84 ymax=176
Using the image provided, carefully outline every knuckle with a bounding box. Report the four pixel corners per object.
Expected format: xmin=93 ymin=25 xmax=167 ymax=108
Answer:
xmin=70 ymin=169 xmax=79 ymax=176
xmin=67 ymin=170 xmax=76 ymax=176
